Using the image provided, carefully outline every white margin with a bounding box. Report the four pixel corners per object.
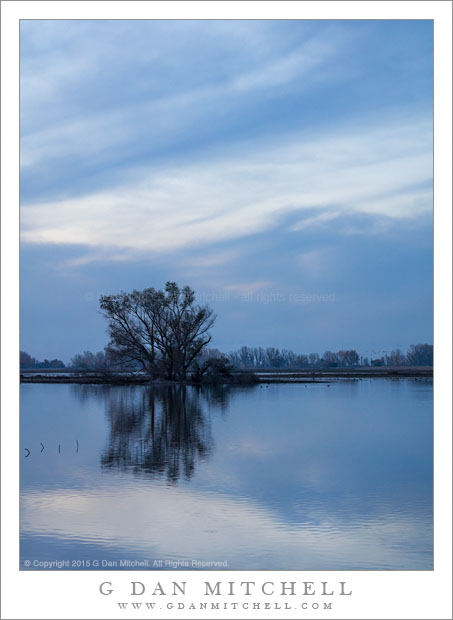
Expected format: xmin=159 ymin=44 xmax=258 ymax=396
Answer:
xmin=1 ymin=2 xmax=451 ymax=619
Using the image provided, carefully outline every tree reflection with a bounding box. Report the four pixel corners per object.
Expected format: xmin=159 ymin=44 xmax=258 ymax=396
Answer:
xmin=100 ymin=386 xmax=220 ymax=482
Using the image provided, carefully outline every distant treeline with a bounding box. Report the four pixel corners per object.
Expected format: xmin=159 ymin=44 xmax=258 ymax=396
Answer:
xmin=226 ymin=344 xmax=433 ymax=369
xmin=20 ymin=351 xmax=66 ymax=369
xmin=20 ymin=343 xmax=433 ymax=371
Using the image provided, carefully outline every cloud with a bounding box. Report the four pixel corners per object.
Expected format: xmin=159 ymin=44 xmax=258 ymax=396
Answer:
xmin=297 ymin=249 xmax=329 ymax=276
xmin=184 ymin=248 xmax=246 ymax=269
xmin=231 ymin=35 xmax=340 ymax=92
xmin=21 ymin=116 xmax=432 ymax=259
xmin=290 ymin=211 xmax=341 ymax=231
xmin=224 ymin=281 xmax=275 ymax=295
xmin=18 ymin=20 xmax=367 ymax=214
xmin=20 ymin=22 xmax=340 ymax=170
xmin=18 ymin=20 xmax=433 ymax=358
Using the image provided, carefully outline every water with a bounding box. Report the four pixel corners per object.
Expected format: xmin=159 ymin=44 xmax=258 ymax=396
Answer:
xmin=20 ymin=379 xmax=433 ymax=570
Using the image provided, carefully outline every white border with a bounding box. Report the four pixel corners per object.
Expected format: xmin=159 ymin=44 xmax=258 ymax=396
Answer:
xmin=2 ymin=2 xmax=451 ymax=619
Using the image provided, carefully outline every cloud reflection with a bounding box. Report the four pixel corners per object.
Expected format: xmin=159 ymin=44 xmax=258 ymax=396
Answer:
xmin=21 ymin=480 xmax=432 ymax=570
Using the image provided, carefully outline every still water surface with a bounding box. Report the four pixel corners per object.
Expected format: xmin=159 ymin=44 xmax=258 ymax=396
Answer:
xmin=20 ymin=379 xmax=432 ymax=570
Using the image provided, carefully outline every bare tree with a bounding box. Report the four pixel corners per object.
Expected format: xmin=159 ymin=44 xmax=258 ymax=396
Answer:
xmin=385 ymin=349 xmax=407 ymax=367
xmin=191 ymin=349 xmax=233 ymax=383
xmin=20 ymin=351 xmax=65 ymax=369
xmin=266 ymin=347 xmax=283 ymax=368
xmin=20 ymin=351 xmax=38 ymax=368
xmin=69 ymin=349 xmax=136 ymax=376
xmin=406 ymin=344 xmax=433 ymax=366
xmin=100 ymin=282 xmax=216 ymax=381
xmin=308 ymin=352 xmax=320 ymax=367
xmin=337 ymin=349 xmax=360 ymax=367
xmin=71 ymin=350 xmax=109 ymax=371
xmin=321 ymin=351 xmax=339 ymax=367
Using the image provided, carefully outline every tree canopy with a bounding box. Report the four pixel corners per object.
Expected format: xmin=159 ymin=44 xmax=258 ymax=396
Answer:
xmin=99 ymin=282 xmax=216 ymax=380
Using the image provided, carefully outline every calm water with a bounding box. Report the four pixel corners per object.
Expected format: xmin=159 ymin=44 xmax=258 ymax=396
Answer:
xmin=20 ymin=379 xmax=433 ymax=570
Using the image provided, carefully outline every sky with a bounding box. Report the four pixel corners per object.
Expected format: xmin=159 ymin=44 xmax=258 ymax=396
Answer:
xmin=19 ymin=19 xmax=433 ymax=363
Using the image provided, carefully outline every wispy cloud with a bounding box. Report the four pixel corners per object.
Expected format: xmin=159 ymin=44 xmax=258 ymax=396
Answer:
xmin=19 ymin=20 xmax=433 ymax=356
xmin=21 ymin=117 xmax=432 ymax=258
xmin=297 ymin=249 xmax=330 ymax=276
xmin=224 ymin=281 xmax=275 ymax=295
xmin=231 ymin=35 xmax=341 ymax=92
xmin=183 ymin=248 xmax=245 ymax=268
xmin=290 ymin=211 xmax=341 ymax=231
xmin=20 ymin=24 xmax=346 ymax=176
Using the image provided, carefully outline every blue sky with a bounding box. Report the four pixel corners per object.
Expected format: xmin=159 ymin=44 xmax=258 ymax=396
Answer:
xmin=20 ymin=19 xmax=433 ymax=363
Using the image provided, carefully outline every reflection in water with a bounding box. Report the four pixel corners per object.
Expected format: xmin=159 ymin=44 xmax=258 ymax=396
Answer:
xmin=99 ymin=386 xmax=229 ymax=482
xmin=21 ymin=380 xmax=433 ymax=570
xmin=20 ymin=479 xmax=431 ymax=570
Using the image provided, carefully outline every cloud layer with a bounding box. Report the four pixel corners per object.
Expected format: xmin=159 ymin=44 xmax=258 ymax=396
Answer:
xmin=19 ymin=19 xmax=433 ymax=357
xmin=21 ymin=117 xmax=432 ymax=256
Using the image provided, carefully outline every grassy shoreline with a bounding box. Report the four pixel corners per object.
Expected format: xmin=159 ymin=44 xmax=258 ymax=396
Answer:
xmin=20 ymin=367 xmax=432 ymax=385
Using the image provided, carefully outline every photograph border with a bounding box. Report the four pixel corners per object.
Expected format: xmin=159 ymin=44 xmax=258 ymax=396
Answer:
xmin=2 ymin=2 xmax=451 ymax=618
